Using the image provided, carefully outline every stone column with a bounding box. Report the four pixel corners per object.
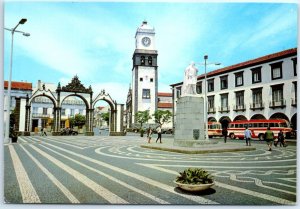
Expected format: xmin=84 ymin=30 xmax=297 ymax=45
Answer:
xmin=85 ymin=109 xmax=94 ymax=136
xmin=25 ymin=105 xmax=31 ymax=133
xmin=174 ymin=96 xmax=217 ymax=147
xmin=52 ymin=107 xmax=61 ymax=135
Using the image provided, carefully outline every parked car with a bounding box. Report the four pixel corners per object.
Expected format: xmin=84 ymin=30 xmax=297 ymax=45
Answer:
xmin=60 ymin=128 xmax=78 ymax=136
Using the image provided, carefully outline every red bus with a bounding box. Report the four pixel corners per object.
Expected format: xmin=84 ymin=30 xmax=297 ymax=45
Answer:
xmin=208 ymin=122 xmax=222 ymax=138
xmin=227 ymin=119 xmax=293 ymax=140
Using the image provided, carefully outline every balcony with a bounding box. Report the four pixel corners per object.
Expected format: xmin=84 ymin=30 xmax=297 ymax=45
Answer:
xmin=233 ymin=104 xmax=246 ymax=112
xmin=32 ymin=113 xmax=51 ymax=118
xmin=218 ymin=106 xmax=230 ymax=113
xmin=207 ymin=107 xmax=216 ymax=114
xmin=250 ymin=103 xmax=264 ymax=110
xmin=291 ymin=98 xmax=297 ymax=107
xmin=269 ymin=99 xmax=286 ymax=109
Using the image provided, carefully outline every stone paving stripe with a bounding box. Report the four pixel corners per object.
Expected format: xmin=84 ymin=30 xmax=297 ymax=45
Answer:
xmin=19 ymin=145 xmax=80 ymax=203
xmin=28 ymin=144 xmax=128 ymax=204
xmin=8 ymin=145 xmax=41 ymax=203
xmin=95 ymin=147 xmax=296 ymax=166
xmin=39 ymin=144 xmax=170 ymax=204
xmin=37 ymin=137 xmax=84 ymax=149
xmin=138 ymin=163 xmax=295 ymax=205
xmin=44 ymin=142 xmax=218 ymax=204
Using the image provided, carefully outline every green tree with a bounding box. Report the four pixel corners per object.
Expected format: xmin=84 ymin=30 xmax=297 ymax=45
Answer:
xmin=135 ymin=110 xmax=151 ymax=136
xmin=101 ymin=112 xmax=110 ymax=125
xmin=69 ymin=114 xmax=86 ymax=128
xmin=152 ymin=110 xmax=172 ymax=126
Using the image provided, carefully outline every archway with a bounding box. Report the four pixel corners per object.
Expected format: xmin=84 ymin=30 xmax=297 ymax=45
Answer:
xmin=60 ymin=95 xmax=89 ymax=134
xmin=233 ymin=115 xmax=247 ymax=121
xmin=219 ymin=116 xmax=231 ymax=128
xmin=291 ymin=113 xmax=297 ymax=131
xmin=57 ymin=76 xmax=94 ymax=135
xmin=92 ymin=89 xmax=125 ymax=136
xmin=250 ymin=114 xmax=266 ymax=120
xmin=208 ymin=117 xmax=217 ymax=122
xmin=269 ymin=112 xmax=289 ymax=122
xmin=25 ymin=85 xmax=58 ymax=134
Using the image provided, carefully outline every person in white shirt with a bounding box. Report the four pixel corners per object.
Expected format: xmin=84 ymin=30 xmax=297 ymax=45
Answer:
xmin=156 ymin=126 xmax=162 ymax=143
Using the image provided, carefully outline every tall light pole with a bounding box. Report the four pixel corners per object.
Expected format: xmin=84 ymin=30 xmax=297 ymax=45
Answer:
xmin=196 ymin=56 xmax=220 ymax=140
xmin=4 ymin=18 xmax=30 ymax=143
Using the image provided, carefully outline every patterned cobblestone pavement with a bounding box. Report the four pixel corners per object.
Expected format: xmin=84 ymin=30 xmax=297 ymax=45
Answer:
xmin=4 ymin=135 xmax=297 ymax=205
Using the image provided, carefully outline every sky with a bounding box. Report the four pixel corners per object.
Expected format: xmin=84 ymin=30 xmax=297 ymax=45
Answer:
xmin=3 ymin=0 xmax=298 ymax=104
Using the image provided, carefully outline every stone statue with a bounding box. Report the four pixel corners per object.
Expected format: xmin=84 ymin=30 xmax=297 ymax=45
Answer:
xmin=182 ymin=62 xmax=198 ymax=96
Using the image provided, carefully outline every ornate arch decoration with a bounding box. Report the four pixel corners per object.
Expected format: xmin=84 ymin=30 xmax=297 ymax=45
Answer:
xmin=59 ymin=75 xmax=93 ymax=94
xmin=92 ymin=89 xmax=116 ymax=110
xmin=28 ymin=84 xmax=57 ymax=107
xmin=233 ymin=115 xmax=248 ymax=121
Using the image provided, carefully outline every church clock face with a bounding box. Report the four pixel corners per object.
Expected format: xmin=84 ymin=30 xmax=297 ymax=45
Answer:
xmin=142 ymin=37 xmax=151 ymax=47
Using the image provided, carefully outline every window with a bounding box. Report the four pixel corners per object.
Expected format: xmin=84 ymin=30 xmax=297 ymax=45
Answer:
xmin=61 ymin=108 xmax=66 ymax=116
xmin=141 ymin=56 xmax=145 ymax=65
xmin=252 ymin=88 xmax=262 ymax=106
xmin=142 ymin=89 xmax=150 ymax=99
xmin=43 ymin=108 xmax=47 ymax=115
xmin=176 ymin=87 xmax=181 ymax=99
xmin=271 ymin=84 xmax=284 ymax=106
xmin=150 ymin=78 xmax=153 ymax=82
xmin=196 ymin=82 xmax=202 ymax=94
xmin=220 ymin=76 xmax=228 ymax=90
xmin=148 ymin=56 xmax=152 ymax=66
xmin=270 ymin=62 xmax=283 ymax=80
xmin=208 ymin=96 xmax=214 ymax=109
xmin=235 ymin=72 xmax=244 ymax=87
xmin=220 ymin=93 xmax=228 ymax=108
xmin=33 ymin=107 xmax=38 ymax=114
xmin=251 ymin=67 xmax=261 ymax=83
xmin=140 ymin=78 xmax=143 ymax=82
xmin=70 ymin=109 xmax=74 ymax=116
xmin=235 ymin=91 xmax=244 ymax=106
xmin=292 ymin=58 xmax=297 ymax=76
xmin=208 ymin=79 xmax=214 ymax=92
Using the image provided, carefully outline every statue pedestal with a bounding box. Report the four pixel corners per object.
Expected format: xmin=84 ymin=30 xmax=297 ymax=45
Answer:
xmin=174 ymin=96 xmax=217 ymax=147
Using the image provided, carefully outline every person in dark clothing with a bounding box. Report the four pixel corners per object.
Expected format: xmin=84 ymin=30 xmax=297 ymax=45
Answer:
xmin=278 ymin=130 xmax=286 ymax=147
xmin=222 ymin=127 xmax=228 ymax=143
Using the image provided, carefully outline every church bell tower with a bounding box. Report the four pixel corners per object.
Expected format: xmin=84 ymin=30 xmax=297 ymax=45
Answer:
xmin=131 ymin=21 xmax=158 ymax=125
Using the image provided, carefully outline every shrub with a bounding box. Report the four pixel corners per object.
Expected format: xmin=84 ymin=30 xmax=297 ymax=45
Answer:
xmin=176 ymin=168 xmax=213 ymax=184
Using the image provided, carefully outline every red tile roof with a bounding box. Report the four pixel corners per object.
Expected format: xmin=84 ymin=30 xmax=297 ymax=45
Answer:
xmin=158 ymin=103 xmax=173 ymax=108
xmin=4 ymin=81 xmax=32 ymax=90
xmin=171 ymin=48 xmax=297 ymax=86
xmin=158 ymin=92 xmax=172 ymax=97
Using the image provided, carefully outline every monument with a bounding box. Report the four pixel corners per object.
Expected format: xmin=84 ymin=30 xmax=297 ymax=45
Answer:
xmin=174 ymin=62 xmax=217 ymax=147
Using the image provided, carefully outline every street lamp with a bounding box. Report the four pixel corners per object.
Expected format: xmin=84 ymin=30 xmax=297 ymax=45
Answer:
xmin=196 ymin=55 xmax=220 ymax=140
xmin=4 ymin=18 xmax=30 ymax=143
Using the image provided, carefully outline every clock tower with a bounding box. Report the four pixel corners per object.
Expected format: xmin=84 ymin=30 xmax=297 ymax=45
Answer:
xmin=131 ymin=20 xmax=158 ymax=125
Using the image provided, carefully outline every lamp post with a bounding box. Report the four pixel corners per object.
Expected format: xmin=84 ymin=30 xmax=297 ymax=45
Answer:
xmin=4 ymin=18 xmax=30 ymax=143
xmin=196 ymin=55 xmax=220 ymax=140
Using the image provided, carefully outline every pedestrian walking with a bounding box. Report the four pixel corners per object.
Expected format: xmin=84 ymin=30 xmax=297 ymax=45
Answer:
xmin=40 ymin=127 xmax=47 ymax=136
xmin=278 ymin=130 xmax=287 ymax=147
xmin=222 ymin=127 xmax=228 ymax=143
xmin=147 ymin=127 xmax=153 ymax=143
xmin=264 ymin=127 xmax=274 ymax=151
xmin=244 ymin=126 xmax=252 ymax=146
xmin=156 ymin=125 xmax=162 ymax=143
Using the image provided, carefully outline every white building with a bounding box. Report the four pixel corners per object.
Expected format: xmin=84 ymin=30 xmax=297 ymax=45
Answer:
xmin=171 ymin=48 xmax=297 ymax=132
xmin=3 ymin=81 xmax=32 ymax=134
xmin=130 ymin=20 xmax=158 ymax=125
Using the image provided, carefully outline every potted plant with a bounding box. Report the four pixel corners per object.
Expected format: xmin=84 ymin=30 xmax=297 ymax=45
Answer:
xmin=174 ymin=168 xmax=214 ymax=192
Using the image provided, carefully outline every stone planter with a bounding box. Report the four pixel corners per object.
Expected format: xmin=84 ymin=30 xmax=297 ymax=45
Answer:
xmin=174 ymin=180 xmax=215 ymax=192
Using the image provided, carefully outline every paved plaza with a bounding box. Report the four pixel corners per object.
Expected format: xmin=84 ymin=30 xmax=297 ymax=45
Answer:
xmin=4 ymin=135 xmax=297 ymax=205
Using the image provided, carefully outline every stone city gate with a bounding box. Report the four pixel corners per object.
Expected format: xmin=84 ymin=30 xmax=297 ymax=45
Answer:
xmin=23 ymin=76 xmax=125 ymax=136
